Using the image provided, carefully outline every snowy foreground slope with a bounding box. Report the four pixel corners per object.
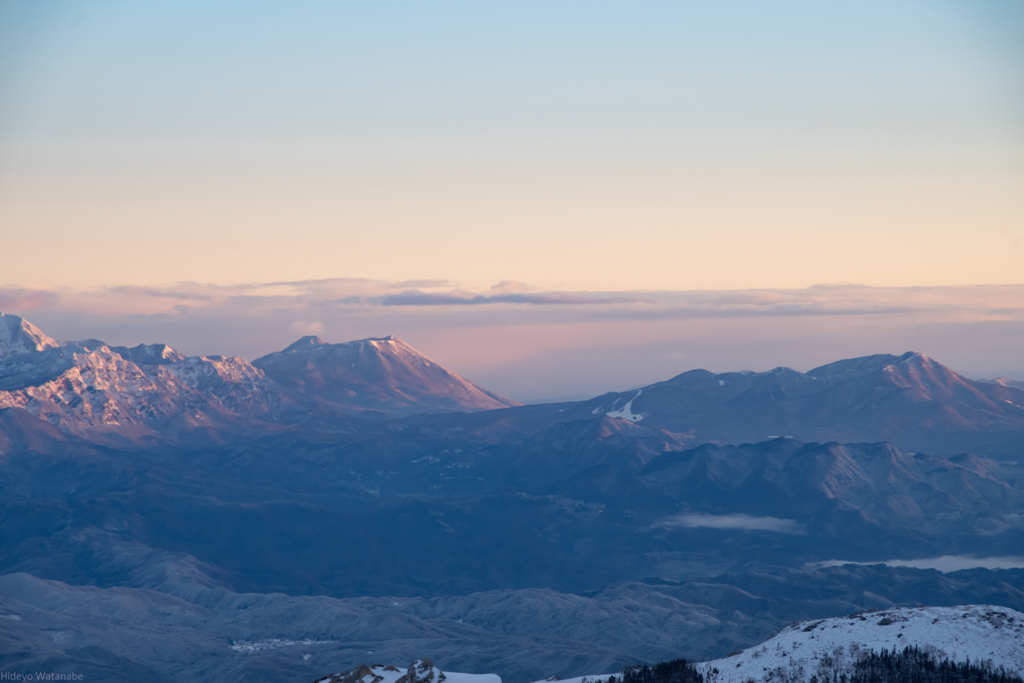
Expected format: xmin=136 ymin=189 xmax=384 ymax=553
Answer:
xmin=531 ymin=606 xmax=1024 ymax=683
xmin=693 ymin=605 xmax=1023 ymax=683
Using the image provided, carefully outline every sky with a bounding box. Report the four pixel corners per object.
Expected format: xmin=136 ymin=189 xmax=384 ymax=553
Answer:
xmin=1 ymin=1 xmax=1022 ymax=400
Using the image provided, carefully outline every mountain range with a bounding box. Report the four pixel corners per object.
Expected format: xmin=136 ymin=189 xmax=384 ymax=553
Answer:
xmin=1 ymin=312 xmax=1022 ymax=458
xmin=0 ymin=313 xmax=517 ymax=442
xmin=2 ymin=311 xmax=1023 ymax=682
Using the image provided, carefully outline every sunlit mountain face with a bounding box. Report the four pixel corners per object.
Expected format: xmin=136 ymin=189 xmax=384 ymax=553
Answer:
xmin=1 ymin=312 xmax=1023 ymax=681
xmin=252 ymin=334 xmax=520 ymax=416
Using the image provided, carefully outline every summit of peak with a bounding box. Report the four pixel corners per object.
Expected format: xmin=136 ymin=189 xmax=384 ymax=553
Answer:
xmin=279 ymin=335 xmax=408 ymax=355
xmin=253 ymin=332 xmax=519 ymax=416
xmin=283 ymin=335 xmax=327 ymax=352
xmin=0 ymin=312 xmax=60 ymax=360
xmin=882 ymin=352 xmax=944 ymax=375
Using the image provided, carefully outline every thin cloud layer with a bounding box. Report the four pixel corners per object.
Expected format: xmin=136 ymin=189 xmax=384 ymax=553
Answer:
xmin=4 ymin=280 xmax=1023 ymax=320
xmin=0 ymin=288 xmax=60 ymax=311
xmin=655 ymin=513 xmax=806 ymax=534
xmin=811 ymin=556 xmax=1024 ymax=573
xmin=380 ymin=290 xmax=624 ymax=306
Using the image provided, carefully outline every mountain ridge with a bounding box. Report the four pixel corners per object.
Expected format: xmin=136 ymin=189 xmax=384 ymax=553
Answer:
xmin=0 ymin=314 xmax=522 ymax=440
xmin=252 ymin=333 xmax=520 ymax=416
xmin=1 ymin=312 xmax=1023 ymax=459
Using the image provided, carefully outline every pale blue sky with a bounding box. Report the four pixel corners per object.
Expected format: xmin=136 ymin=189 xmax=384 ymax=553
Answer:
xmin=1 ymin=0 xmax=1022 ymax=291
xmin=1 ymin=2 xmax=1023 ymax=396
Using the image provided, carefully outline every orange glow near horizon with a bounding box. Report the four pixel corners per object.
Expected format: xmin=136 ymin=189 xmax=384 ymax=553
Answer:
xmin=1 ymin=2 xmax=1022 ymax=293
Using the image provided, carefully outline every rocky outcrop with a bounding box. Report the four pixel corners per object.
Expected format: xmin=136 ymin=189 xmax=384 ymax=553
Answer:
xmin=316 ymin=663 xmax=405 ymax=683
xmin=0 ymin=330 xmax=282 ymax=439
xmin=397 ymin=659 xmax=447 ymax=683
xmin=317 ymin=660 xmax=449 ymax=683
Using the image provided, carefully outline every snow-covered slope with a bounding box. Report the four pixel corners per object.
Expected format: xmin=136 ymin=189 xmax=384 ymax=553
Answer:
xmin=695 ymin=605 xmax=1024 ymax=683
xmin=0 ymin=334 xmax=280 ymax=438
xmin=253 ymin=335 xmax=520 ymax=416
xmin=317 ymin=658 xmax=501 ymax=683
xmin=110 ymin=342 xmax=187 ymax=366
xmin=0 ymin=314 xmax=524 ymax=438
xmin=0 ymin=313 xmax=59 ymax=360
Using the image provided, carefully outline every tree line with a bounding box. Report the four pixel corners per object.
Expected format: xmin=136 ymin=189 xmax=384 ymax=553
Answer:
xmin=598 ymin=646 xmax=1022 ymax=683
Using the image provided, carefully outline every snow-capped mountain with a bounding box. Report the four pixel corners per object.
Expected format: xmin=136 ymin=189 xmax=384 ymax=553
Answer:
xmin=0 ymin=314 xmax=281 ymax=439
xmin=2 ymin=312 xmax=1023 ymax=457
xmin=694 ymin=605 xmax=1024 ymax=683
xmin=0 ymin=314 xmax=521 ymax=440
xmin=253 ymin=335 xmax=520 ymax=416
xmin=0 ymin=312 xmax=59 ymax=360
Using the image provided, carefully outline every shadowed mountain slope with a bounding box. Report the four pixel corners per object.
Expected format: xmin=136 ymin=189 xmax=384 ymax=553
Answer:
xmin=521 ymin=351 xmax=1024 ymax=457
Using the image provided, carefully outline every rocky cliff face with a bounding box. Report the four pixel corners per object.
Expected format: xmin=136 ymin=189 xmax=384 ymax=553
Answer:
xmin=0 ymin=321 xmax=281 ymax=439
xmin=315 ymin=659 xmax=479 ymax=683
xmin=316 ymin=658 xmax=498 ymax=683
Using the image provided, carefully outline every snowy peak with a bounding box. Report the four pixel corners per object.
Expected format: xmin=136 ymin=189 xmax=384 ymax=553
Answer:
xmin=877 ymin=352 xmax=981 ymax=399
xmin=695 ymin=605 xmax=1024 ymax=683
xmin=254 ymin=335 xmax=519 ymax=416
xmin=0 ymin=343 xmax=277 ymax=437
xmin=283 ymin=335 xmax=327 ymax=352
xmin=0 ymin=312 xmax=60 ymax=360
xmin=809 ymin=351 xmax=974 ymax=398
xmin=0 ymin=316 xmax=282 ymax=440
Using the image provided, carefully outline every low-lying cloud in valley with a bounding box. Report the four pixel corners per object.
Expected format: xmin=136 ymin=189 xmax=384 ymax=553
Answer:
xmin=811 ymin=556 xmax=1024 ymax=573
xmin=655 ymin=513 xmax=806 ymax=535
